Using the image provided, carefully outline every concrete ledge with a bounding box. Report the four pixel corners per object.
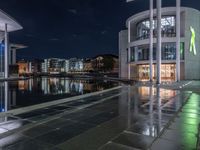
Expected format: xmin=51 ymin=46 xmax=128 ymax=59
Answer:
xmin=0 ymin=77 xmax=30 ymax=82
xmin=3 ymin=86 xmax=122 ymax=116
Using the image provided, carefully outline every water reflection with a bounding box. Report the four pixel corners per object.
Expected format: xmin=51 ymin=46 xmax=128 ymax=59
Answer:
xmin=0 ymin=77 xmax=118 ymax=112
xmin=119 ymin=85 xmax=186 ymax=138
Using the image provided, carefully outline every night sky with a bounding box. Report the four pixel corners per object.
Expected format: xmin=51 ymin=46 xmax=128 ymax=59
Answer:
xmin=0 ymin=0 xmax=199 ymax=60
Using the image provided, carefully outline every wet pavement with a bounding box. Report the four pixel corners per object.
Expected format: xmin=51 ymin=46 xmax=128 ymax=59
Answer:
xmin=0 ymin=81 xmax=199 ymax=150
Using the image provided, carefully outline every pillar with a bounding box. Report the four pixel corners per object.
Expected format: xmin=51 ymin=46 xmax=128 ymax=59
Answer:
xmin=176 ymin=0 xmax=181 ymax=82
xmin=4 ymin=24 xmax=9 ymax=78
xmin=128 ymin=21 xmax=131 ymax=80
xmin=156 ymin=0 xmax=162 ymax=84
xmin=149 ymin=0 xmax=154 ymax=82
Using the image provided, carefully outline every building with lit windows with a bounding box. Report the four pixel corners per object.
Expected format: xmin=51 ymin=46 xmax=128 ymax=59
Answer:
xmin=69 ymin=58 xmax=84 ymax=72
xmin=119 ymin=7 xmax=200 ymax=81
xmin=41 ymin=58 xmax=69 ymax=74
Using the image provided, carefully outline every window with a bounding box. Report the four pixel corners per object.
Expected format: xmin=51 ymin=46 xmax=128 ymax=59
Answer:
xmin=136 ymin=16 xmax=176 ymax=40
xmin=131 ymin=42 xmax=184 ymax=62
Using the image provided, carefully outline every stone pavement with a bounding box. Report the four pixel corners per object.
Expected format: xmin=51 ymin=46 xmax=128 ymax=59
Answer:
xmin=0 ymin=81 xmax=199 ymax=150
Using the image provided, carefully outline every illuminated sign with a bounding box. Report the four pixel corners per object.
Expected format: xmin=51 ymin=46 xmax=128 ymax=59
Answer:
xmin=190 ymin=26 xmax=197 ymax=55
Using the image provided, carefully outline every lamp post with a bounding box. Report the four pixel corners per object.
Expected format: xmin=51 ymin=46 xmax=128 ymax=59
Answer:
xmin=127 ymin=0 xmax=154 ymax=82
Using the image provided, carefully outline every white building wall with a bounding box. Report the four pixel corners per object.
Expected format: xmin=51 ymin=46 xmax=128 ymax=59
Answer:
xmin=184 ymin=8 xmax=200 ymax=79
xmin=119 ymin=30 xmax=128 ymax=78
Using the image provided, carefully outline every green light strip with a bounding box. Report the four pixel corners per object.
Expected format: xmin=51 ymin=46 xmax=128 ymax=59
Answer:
xmin=190 ymin=26 xmax=197 ymax=56
xmin=180 ymin=42 xmax=184 ymax=54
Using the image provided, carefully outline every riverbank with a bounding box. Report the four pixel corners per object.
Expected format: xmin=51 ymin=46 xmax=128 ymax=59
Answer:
xmin=0 ymin=76 xmax=30 ymax=82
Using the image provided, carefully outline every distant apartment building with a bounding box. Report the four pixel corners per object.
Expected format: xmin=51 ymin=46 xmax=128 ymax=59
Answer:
xmin=41 ymin=58 xmax=70 ymax=74
xmin=17 ymin=60 xmax=32 ymax=75
xmin=69 ymin=58 xmax=84 ymax=72
xmin=32 ymin=59 xmax=43 ymax=73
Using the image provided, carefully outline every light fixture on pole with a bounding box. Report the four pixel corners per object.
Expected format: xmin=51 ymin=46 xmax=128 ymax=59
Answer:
xmin=126 ymin=0 xmax=154 ymax=82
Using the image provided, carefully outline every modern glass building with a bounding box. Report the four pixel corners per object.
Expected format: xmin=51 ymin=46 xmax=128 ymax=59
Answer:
xmin=0 ymin=9 xmax=22 ymax=79
xmin=41 ymin=58 xmax=70 ymax=74
xmin=119 ymin=7 xmax=200 ymax=81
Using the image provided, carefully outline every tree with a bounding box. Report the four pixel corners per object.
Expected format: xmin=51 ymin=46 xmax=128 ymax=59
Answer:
xmin=102 ymin=56 xmax=115 ymax=72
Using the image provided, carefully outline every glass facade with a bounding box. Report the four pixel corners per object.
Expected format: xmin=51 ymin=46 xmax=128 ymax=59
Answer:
xmin=136 ymin=16 xmax=176 ymax=40
xmin=138 ymin=64 xmax=176 ymax=81
xmin=131 ymin=42 xmax=184 ymax=62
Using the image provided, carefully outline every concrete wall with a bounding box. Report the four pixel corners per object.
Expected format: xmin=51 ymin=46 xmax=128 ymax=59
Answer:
xmin=184 ymin=8 xmax=200 ymax=80
xmin=119 ymin=30 xmax=128 ymax=78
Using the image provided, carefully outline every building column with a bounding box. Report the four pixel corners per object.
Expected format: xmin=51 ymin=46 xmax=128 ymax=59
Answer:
xmin=128 ymin=21 xmax=131 ymax=80
xmin=4 ymin=24 xmax=9 ymax=78
xmin=12 ymin=49 xmax=16 ymax=65
xmin=4 ymin=81 xmax=8 ymax=112
xmin=156 ymin=0 xmax=162 ymax=84
xmin=149 ymin=0 xmax=154 ymax=82
xmin=176 ymin=0 xmax=181 ymax=82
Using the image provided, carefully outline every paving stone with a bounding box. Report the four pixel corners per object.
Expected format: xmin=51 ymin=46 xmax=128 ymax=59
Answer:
xmin=151 ymin=138 xmax=182 ymax=150
xmin=113 ymin=132 xmax=154 ymax=149
xmin=6 ymin=139 xmax=54 ymax=150
xmin=99 ymin=142 xmax=139 ymax=150
xmin=0 ymin=133 xmax=30 ymax=149
xmin=161 ymin=129 xmax=197 ymax=149
xmin=22 ymin=124 xmax=55 ymax=138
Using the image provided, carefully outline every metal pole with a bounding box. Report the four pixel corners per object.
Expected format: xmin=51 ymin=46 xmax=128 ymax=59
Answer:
xmin=176 ymin=0 xmax=181 ymax=82
xmin=149 ymin=0 xmax=154 ymax=82
xmin=4 ymin=24 xmax=9 ymax=78
xmin=156 ymin=0 xmax=162 ymax=84
xmin=128 ymin=21 xmax=131 ymax=80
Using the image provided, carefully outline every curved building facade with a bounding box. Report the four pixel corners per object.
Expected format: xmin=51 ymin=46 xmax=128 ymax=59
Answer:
xmin=119 ymin=7 xmax=200 ymax=81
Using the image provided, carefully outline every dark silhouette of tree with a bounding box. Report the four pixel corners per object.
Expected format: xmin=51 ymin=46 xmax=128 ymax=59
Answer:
xmin=102 ymin=56 xmax=114 ymax=72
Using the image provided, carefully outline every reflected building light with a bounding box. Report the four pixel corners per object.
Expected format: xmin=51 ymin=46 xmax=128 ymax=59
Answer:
xmin=79 ymin=83 xmax=83 ymax=94
xmin=42 ymin=77 xmax=49 ymax=94
xmin=65 ymin=80 xmax=70 ymax=93
xmin=28 ymin=78 xmax=32 ymax=91
xmin=75 ymin=83 xmax=79 ymax=92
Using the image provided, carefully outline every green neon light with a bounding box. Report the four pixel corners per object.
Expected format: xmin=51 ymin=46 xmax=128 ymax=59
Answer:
xmin=180 ymin=42 xmax=184 ymax=54
xmin=190 ymin=26 xmax=197 ymax=56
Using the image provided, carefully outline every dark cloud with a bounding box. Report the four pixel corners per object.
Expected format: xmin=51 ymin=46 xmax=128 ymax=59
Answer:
xmin=67 ymin=9 xmax=78 ymax=15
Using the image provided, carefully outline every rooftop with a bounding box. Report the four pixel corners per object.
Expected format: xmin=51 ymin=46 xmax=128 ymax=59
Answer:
xmin=0 ymin=9 xmax=22 ymax=32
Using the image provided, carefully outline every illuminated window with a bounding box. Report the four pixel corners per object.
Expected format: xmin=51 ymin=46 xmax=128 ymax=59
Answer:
xmin=136 ymin=16 xmax=176 ymax=40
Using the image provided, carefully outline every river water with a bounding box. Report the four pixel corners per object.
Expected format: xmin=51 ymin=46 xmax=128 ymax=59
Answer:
xmin=0 ymin=77 xmax=118 ymax=112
